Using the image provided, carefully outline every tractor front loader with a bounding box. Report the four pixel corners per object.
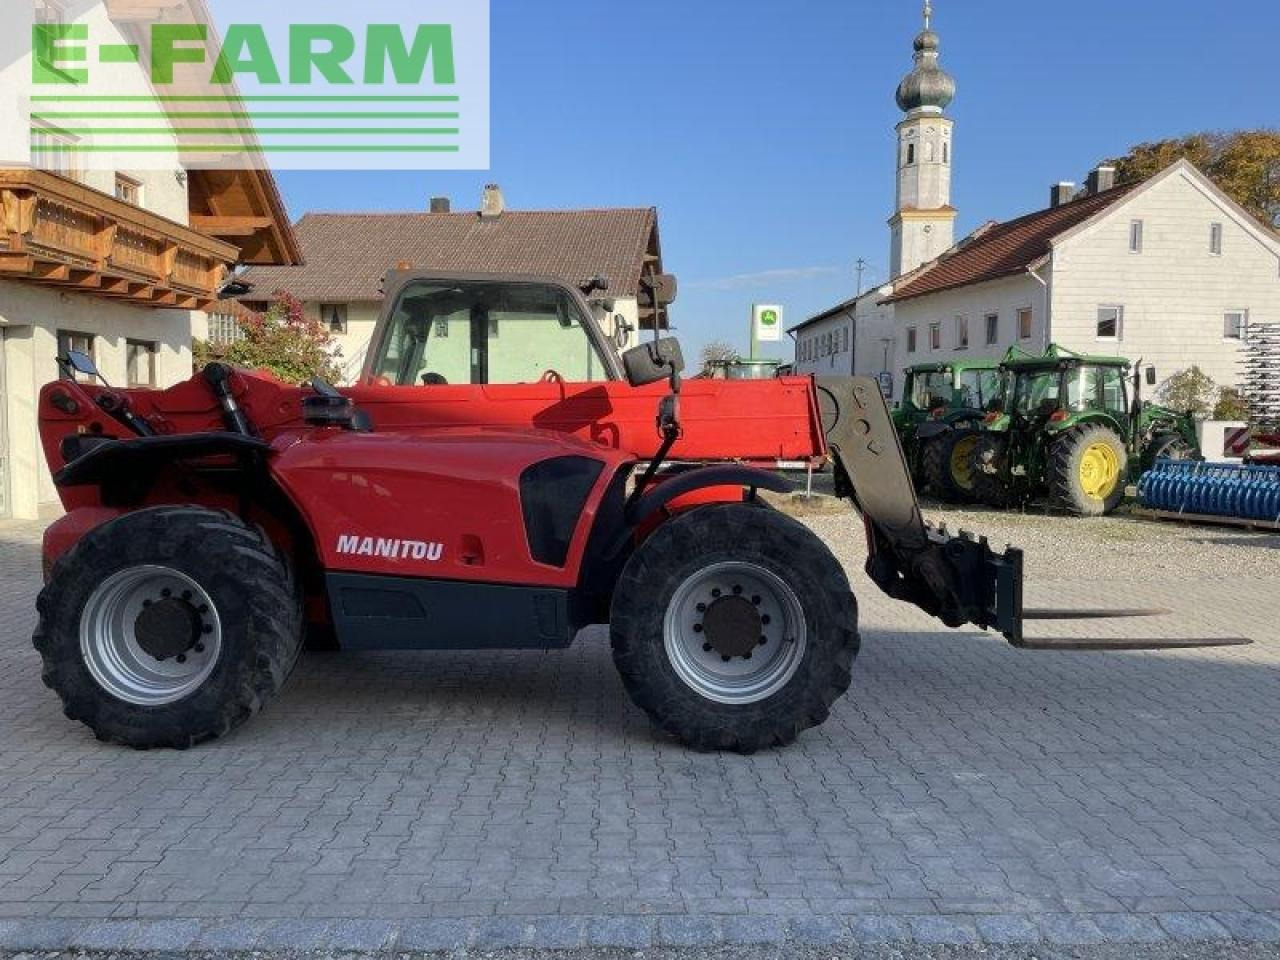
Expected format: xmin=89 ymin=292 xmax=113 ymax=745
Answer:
xmin=32 ymin=273 xmax=1242 ymax=753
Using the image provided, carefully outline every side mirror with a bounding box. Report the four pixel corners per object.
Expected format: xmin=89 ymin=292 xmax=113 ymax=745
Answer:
xmin=622 ymin=337 xmax=684 ymax=387
xmin=63 ymin=349 xmax=100 ymax=380
xmin=1145 ymin=366 xmax=1157 ymax=386
xmin=641 ymin=273 xmax=678 ymax=307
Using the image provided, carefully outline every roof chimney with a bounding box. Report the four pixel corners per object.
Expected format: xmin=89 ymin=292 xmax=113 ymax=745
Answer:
xmin=1086 ymin=165 xmax=1116 ymax=196
xmin=480 ymin=183 xmax=505 ymax=219
xmin=1050 ymin=182 xmax=1076 ymax=208
xmin=429 ymin=196 xmax=451 ymax=213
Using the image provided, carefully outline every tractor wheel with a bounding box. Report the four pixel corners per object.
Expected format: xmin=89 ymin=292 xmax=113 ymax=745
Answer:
xmin=1049 ymin=425 xmax=1129 ymax=516
xmin=33 ymin=506 xmax=301 ymax=749
xmin=922 ymin=430 xmax=981 ymax=503
xmin=971 ymin=434 xmax=1018 ymax=508
xmin=610 ymin=502 xmax=858 ymax=753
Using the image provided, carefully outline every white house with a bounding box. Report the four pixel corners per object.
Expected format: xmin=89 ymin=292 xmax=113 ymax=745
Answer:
xmin=0 ymin=0 xmax=299 ymax=519
xmin=884 ymin=160 xmax=1280 ymax=394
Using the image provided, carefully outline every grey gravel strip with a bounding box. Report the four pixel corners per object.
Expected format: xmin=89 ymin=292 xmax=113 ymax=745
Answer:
xmin=5 ymin=910 xmax=1280 ymax=952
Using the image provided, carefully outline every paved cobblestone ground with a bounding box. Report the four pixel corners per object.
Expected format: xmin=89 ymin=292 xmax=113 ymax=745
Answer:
xmin=1 ymin=509 xmax=1278 ymax=953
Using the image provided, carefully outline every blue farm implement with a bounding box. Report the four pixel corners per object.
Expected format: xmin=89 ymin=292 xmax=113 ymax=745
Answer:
xmin=1138 ymin=459 xmax=1280 ymax=530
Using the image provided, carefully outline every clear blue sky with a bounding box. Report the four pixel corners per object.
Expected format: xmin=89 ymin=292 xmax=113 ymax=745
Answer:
xmin=274 ymin=0 xmax=1279 ymax=362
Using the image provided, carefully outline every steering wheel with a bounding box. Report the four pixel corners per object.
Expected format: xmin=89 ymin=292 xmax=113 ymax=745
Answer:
xmin=421 ymin=372 xmax=449 ymax=386
xmin=540 ymin=369 xmax=565 ymax=384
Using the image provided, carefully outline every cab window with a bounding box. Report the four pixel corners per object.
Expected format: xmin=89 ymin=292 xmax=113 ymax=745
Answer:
xmin=370 ymin=280 xmax=611 ymax=385
xmin=909 ymin=371 xmax=952 ymax=410
xmin=1067 ymin=366 xmax=1128 ymax=415
xmin=1013 ymin=370 xmax=1061 ymax=417
xmin=956 ymin=369 xmax=1001 ymax=409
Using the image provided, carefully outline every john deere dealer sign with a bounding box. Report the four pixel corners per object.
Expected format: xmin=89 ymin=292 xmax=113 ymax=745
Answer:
xmin=3 ymin=0 xmax=489 ymax=170
xmin=753 ymin=304 xmax=783 ymax=344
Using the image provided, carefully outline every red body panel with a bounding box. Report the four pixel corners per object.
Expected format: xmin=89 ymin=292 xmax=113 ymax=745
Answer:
xmin=269 ymin=427 xmax=628 ymax=588
xmin=36 ymin=369 xmax=828 ymax=586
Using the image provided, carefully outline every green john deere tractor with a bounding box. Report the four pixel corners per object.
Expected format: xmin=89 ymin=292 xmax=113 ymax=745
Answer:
xmin=971 ymin=345 xmax=1200 ymax=516
xmin=894 ymin=359 xmax=1003 ymax=503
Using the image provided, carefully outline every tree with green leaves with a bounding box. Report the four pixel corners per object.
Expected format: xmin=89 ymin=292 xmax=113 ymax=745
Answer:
xmin=195 ymin=291 xmax=342 ymax=385
xmin=1105 ymin=130 xmax=1280 ymax=227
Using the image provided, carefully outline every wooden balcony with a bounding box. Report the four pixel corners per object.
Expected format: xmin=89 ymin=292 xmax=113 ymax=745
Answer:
xmin=0 ymin=169 xmax=239 ymax=310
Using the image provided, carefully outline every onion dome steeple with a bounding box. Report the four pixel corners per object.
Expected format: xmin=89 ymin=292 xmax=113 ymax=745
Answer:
xmin=895 ymin=2 xmax=956 ymax=115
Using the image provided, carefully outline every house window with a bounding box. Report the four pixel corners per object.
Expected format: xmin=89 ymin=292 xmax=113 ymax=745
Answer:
xmin=955 ymin=316 xmax=969 ymax=350
xmin=906 ymin=143 xmax=916 ymax=165
xmin=1210 ymin=222 xmax=1223 ymax=256
xmin=1096 ymin=305 xmax=1123 ymax=340
xmin=942 ymin=142 xmax=950 ymax=164
xmin=126 ymin=340 xmax=156 ymax=387
xmin=320 ymin=303 xmax=348 ymax=334
xmin=30 ymin=123 xmax=82 ymax=182
xmin=1017 ymin=307 xmax=1033 ymax=340
xmin=56 ymin=330 xmax=94 ymax=381
xmin=1224 ymin=310 xmax=1247 ymax=340
xmin=907 ymin=327 xmax=918 ymax=354
xmin=929 ymin=322 xmax=941 ymax=351
xmin=114 ymin=173 xmax=142 ymax=206
xmin=985 ymin=313 xmax=999 ymax=345
xmin=1129 ymin=219 xmax=1144 ymax=253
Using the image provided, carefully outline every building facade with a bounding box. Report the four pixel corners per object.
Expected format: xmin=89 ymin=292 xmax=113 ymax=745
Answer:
xmin=0 ymin=3 xmax=299 ymax=519
xmin=885 ymin=161 xmax=1280 ymax=394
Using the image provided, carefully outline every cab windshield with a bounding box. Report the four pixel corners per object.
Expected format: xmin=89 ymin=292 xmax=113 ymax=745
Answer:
xmin=956 ymin=369 xmax=1002 ymax=410
xmin=909 ymin=371 xmax=953 ymax=410
xmin=369 ymin=280 xmax=611 ymax=386
xmin=1012 ymin=369 xmax=1062 ymax=418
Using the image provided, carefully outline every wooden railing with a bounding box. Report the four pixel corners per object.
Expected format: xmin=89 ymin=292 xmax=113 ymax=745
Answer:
xmin=0 ymin=169 xmax=237 ymax=309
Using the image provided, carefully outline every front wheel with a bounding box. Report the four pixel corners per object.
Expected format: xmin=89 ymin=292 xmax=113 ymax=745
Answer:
xmin=922 ymin=430 xmax=981 ymax=503
xmin=610 ymin=503 xmax=859 ymax=752
xmin=1049 ymin=425 xmax=1129 ymax=516
xmin=34 ymin=506 xmax=302 ymax=749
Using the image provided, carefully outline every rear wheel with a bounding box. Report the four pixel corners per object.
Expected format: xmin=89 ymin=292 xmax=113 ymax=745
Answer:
xmin=1147 ymin=433 xmax=1197 ymax=465
xmin=1050 ymin=425 xmax=1128 ymax=516
xmin=610 ymin=503 xmax=858 ymax=752
xmin=922 ymin=430 xmax=981 ymax=503
xmin=971 ymin=434 xmax=1019 ymax=508
xmin=34 ymin=506 xmax=301 ymax=749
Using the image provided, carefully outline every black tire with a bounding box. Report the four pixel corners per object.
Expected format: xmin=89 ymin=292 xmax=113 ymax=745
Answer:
xmin=921 ymin=430 xmax=981 ymax=503
xmin=610 ymin=502 xmax=859 ymax=753
xmin=34 ymin=506 xmax=302 ymax=749
xmin=1049 ymin=425 xmax=1128 ymax=516
xmin=971 ymin=434 xmax=1019 ymax=508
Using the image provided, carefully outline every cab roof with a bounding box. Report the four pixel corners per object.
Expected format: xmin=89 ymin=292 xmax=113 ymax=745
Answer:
xmin=906 ymin=358 xmax=1001 ymax=375
xmin=1003 ymin=344 xmax=1129 ymax=372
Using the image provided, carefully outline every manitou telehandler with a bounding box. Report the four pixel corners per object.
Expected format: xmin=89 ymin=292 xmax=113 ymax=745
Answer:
xmin=32 ymin=272 xmax=1241 ymax=752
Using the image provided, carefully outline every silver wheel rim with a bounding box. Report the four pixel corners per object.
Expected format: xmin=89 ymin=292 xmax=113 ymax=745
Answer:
xmin=663 ymin=560 xmax=808 ymax=705
xmin=79 ymin=565 xmax=222 ymax=707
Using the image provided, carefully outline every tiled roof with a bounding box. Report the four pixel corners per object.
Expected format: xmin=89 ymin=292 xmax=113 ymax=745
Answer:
xmin=883 ymin=182 xmax=1141 ymax=303
xmin=238 ymin=207 xmax=659 ymax=302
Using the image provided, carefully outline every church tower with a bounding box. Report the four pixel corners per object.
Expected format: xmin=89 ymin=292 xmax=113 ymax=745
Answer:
xmin=889 ymin=2 xmax=957 ymax=278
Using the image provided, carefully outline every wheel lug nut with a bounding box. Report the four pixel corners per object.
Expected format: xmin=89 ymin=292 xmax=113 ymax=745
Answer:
xmin=721 ymin=655 xmax=731 ymax=663
xmin=703 ymin=643 xmax=712 ymax=653
xmin=743 ymin=652 xmax=752 ymax=660
xmin=142 ymin=599 xmax=152 ymax=607
xmin=153 ymin=654 xmax=165 ymax=661
xmin=732 ymin=585 xmax=742 ymax=595
xmin=176 ymin=654 xmax=187 ymax=664
xmin=761 ymin=615 xmax=772 ymax=626
xmin=751 ymin=595 xmax=761 ymax=605
xmin=161 ymin=589 xmax=171 ymax=598
xmin=693 ymin=624 xmax=704 ymax=633
xmin=759 ymin=636 xmax=768 ymax=646
xmin=194 ymin=643 xmax=205 ymax=653
xmin=696 ymin=603 xmax=707 ymax=613
xmin=711 ymin=588 xmax=721 ymax=598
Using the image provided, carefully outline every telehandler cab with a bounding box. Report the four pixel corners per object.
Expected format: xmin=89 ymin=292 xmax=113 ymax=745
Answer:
xmin=33 ymin=273 xmax=1239 ymax=752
